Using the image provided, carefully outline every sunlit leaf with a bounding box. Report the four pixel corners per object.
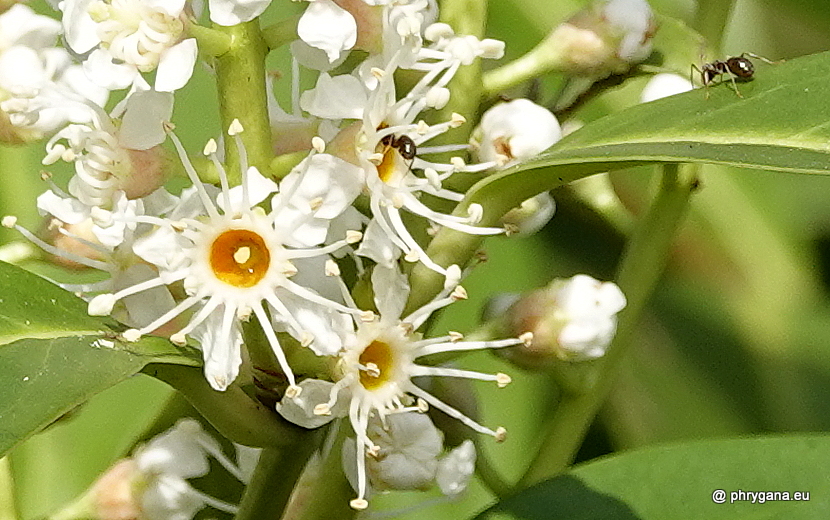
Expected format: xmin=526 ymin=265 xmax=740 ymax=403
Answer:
xmin=0 ymin=262 xmax=200 ymax=457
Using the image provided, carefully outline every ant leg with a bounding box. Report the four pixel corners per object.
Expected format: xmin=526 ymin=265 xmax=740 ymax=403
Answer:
xmin=740 ymin=52 xmax=784 ymax=65
xmin=727 ymin=71 xmax=743 ymax=98
xmin=690 ymin=63 xmax=710 ymax=98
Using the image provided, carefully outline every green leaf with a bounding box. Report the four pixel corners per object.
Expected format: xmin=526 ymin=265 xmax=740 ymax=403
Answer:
xmin=0 ymin=261 xmax=200 ymax=458
xmin=472 ymin=50 xmax=830 ymax=221
xmin=477 ymin=435 xmax=830 ymax=520
xmin=0 ymin=260 xmax=106 ymax=344
xmin=406 ymin=50 xmax=830 ymax=312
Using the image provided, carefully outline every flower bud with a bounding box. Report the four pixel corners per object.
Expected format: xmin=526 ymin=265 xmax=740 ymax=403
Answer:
xmin=549 ymin=0 xmax=656 ymax=78
xmin=472 ymin=99 xmax=561 ymax=166
xmin=497 ymin=274 xmax=627 ymax=369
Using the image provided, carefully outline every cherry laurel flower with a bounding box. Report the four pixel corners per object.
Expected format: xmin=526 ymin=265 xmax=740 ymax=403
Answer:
xmin=0 ymin=4 xmax=108 ymax=141
xmin=61 ymin=0 xmax=198 ymax=91
xmin=86 ymin=121 xmax=362 ymax=392
xmin=278 ymin=264 xmax=531 ymax=510
xmin=339 ymin=412 xmax=476 ymax=502
xmin=72 ymin=419 xmax=252 ymax=520
xmin=300 ymin=26 xmax=506 ymax=275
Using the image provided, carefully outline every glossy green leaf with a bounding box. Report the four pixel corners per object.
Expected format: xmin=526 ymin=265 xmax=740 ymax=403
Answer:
xmin=407 ymin=50 xmax=830 ymax=312
xmin=0 ymin=260 xmax=106 ymax=344
xmin=472 ymin=50 xmax=830 ymax=220
xmin=0 ymin=261 xmax=200 ymax=458
xmin=477 ymin=435 xmax=830 ymax=520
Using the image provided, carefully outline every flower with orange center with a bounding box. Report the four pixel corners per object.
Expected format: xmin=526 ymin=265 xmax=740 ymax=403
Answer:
xmin=86 ymin=121 xmax=362 ymax=392
xmin=280 ymin=265 xmax=530 ymax=510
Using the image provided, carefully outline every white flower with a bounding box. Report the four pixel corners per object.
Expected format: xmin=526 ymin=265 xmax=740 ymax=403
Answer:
xmin=474 ymin=98 xmax=561 ymax=166
xmin=548 ymin=274 xmax=626 ymax=360
xmin=87 ymin=122 xmax=360 ymax=392
xmin=282 ymin=264 xmax=526 ymax=509
xmin=340 ymin=412 xmax=443 ymax=497
xmin=602 ymin=0 xmax=655 ymax=63
xmin=82 ymin=419 xmax=247 ymax=520
xmin=300 ymin=36 xmax=505 ymax=275
xmin=0 ymin=4 xmax=108 ymax=140
xmin=61 ymin=0 xmax=197 ymax=91
xmin=641 ymin=73 xmax=694 ymax=103
xmin=41 ymin=89 xmax=173 ymax=208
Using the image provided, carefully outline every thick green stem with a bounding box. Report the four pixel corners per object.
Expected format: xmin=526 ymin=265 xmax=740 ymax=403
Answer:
xmin=215 ymin=21 xmax=273 ymax=183
xmin=143 ymin=363 xmax=303 ymax=448
xmin=693 ymin=0 xmax=735 ymax=50
xmin=518 ymin=164 xmax=698 ymax=487
xmin=235 ymin=438 xmax=317 ymax=520
xmin=436 ymin=0 xmax=487 ymax=135
xmin=291 ymin=423 xmax=358 ymax=520
xmin=188 ymin=24 xmax=232 ymax=57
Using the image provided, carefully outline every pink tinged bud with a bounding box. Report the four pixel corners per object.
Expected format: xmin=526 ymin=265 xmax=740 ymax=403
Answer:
xmin=500 ymin=275 xmax=627 ymax=369
xmin=92 ymin=459 xmax=143 ymax=520
xmin=333 ymin=0 xmax=383 ymax=54
xmin=551 ymin=0 xmax=656 ymax=78
xmin=121 ymin=146 xmax=171 ymax=199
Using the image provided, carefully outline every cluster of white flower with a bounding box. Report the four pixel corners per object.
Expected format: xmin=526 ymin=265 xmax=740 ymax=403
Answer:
xmin=1 ymin=0 xmax=628 ymax=514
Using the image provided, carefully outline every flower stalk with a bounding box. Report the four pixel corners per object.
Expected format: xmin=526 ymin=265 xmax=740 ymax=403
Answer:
xmin=517 ymin=164 xmax=698 ymax=487
xmin=215 ymin=21 xmax=273 ymax=183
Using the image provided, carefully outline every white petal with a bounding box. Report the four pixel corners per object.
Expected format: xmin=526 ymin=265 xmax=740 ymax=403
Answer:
xmin=436 ymin=440 xmax=476 ymax=496
xmin=1 ymin=4 xmax=61 ymax=50
xmin=209 ymin=0 xmax=272 ymax=26
xmin=297 ymin=0 xmax=357 ymax=63
xmin=371 ymin=264 xmax=409 ymax=321
xmin=119 ymin=90 xmax=174 ymax=150
xmin=136 ymin=419 xmax=212 ymax=478
xmin=641 ymin=73 xmax=694 ymax=103
xmin=355 ymin=219 xmax=401 ymax=268
xmin=36 ymin=190 xmax=90 ymax=224
xmin=0 ymin=46 xmax=48 ymax=92
xmin=82 ymin=49 xmax=137 ymax=90
xmin=60 ymin=0 xmax=100 ymax=54
xmin=276 ymin=378 xmax=348 ymax=428
xmin=222 ymin=167 xmax=279 ymax=212
xmin=278 ymin=154 xmax=363 ymax=219
xmin=154 ymin=39 xmax=198 ymax=92
xmin=299 ymin=72 xmax=368 ymax=120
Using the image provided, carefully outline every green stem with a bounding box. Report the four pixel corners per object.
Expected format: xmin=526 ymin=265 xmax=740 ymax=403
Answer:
xmin=483 ymin=32 xmax=565 ymax=97
xmin=215 ymin=20 xmax=273 ymax=183
xmin=693 ymin=0 xmax=735 ymax=50
xmin=261 ymin=14 xmax=301 ymax=50
xmin=518 ymin=164 xmax=698 ymax=487
xmin=235 ymin=438 xmax=317 ymax=520
xmin=291 ymin=423 xmax=358 ymax=520
xmin=0 ymin=457 xmax=17 ymax=520
xmin=436 ymin=0 xmax=487 ymax=132
xmin=188 ymin=23 xmax=232 ymax=57
xmin=143 ymin=363 xmax=303 ymax=448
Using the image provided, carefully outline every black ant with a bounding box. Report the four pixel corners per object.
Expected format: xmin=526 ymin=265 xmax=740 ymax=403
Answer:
xmin=691 ymin=53 xmax=780 ymax=98
xmin=380 ymin=133 xmax=417 ymax=176
xmin=381 ymin=133 xmax=417 ymax=161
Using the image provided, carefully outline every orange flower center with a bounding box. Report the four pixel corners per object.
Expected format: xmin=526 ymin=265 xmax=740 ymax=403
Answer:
xmin=359 ymin=340 xmax=395 ymax=390
xmin=210 ymin=229 xmax=271 ymax=288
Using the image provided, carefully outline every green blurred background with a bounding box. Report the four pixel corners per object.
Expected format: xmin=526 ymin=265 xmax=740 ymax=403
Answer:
xmin=4 ymin=0 xmax=830 ymax=519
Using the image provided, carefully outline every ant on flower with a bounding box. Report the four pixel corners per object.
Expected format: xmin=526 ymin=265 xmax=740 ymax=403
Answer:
xmin=691 ymin=53 xmax=781 ymax=98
